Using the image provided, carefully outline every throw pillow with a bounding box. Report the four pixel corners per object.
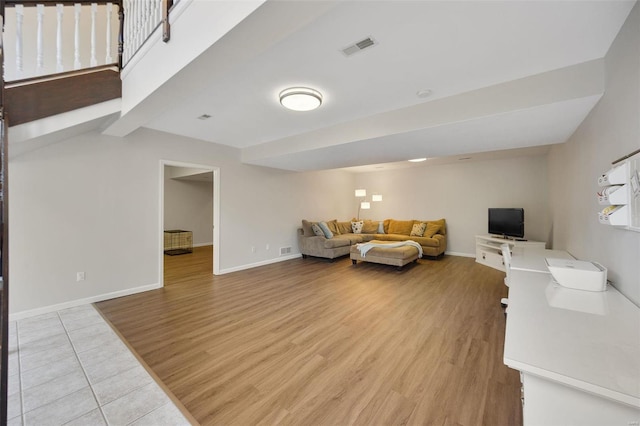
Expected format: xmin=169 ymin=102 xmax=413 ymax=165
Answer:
xmin=377 ymin=221 xmax=384 ymax=234
xmin=311 ymin=223 xmax=325 ymax=237
xmin=326 ymin=219 xmax=340 ymax=235
xmin=362 ymin=220 xmax=379 ymax=234
xmin=351 ymin=220 xmax=364 ymax=234
xmin=318 ymin=221 xmax=334 ymax=239
xmin=427 ymin=219 xmax=446 ymax=235
xmin=301 ymin=220 xmax=315 ymax=237
xmin=410 ymin=222 xmax=427 ymax=237
xmin=337 ymin=221 xmax=353 ymax=234
xmin=423 ymin=222 xmax=441 ymax=238
xmin=388 ymin=219 xmax=414 ymax=235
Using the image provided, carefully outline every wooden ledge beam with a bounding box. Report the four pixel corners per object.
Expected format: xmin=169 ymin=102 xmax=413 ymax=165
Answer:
xmin=5 ymin=68 xmax=121 ymax=126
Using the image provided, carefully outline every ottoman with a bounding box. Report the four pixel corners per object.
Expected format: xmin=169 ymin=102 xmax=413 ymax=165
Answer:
xmin=350 ymin=240 xmax=420 ymax=270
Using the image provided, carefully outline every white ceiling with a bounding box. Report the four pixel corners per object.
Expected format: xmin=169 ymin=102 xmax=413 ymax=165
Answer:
xmin=141 ymin=0 xmax=635 ymax=171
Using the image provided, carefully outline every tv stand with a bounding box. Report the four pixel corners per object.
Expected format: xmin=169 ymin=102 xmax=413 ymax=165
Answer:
xmin=475 ymin=235 xmax=545 ymax=272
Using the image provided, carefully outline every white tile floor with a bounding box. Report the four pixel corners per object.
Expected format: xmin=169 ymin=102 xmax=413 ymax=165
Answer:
xmin=7 ymin=304 xmax=192 ymax=425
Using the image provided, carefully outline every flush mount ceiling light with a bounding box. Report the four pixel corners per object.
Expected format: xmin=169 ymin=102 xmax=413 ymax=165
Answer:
xmin=408 ymin=158 xmax=428 ymax=163
xmin=279 ymin=87 xmax=323 ymax=111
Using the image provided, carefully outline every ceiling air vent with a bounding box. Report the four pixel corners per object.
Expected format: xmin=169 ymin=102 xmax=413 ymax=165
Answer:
xmin=341 ymin=37 xmax=377 ymax=57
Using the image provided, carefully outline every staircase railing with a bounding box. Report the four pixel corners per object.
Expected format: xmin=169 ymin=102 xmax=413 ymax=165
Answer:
xmin=121 ymin=0 xmax=172 ymax=67
xmin=2 ymin=1 xmax=122 ymax=82
xmin=1 ymin=0 xmax=174 ymax=82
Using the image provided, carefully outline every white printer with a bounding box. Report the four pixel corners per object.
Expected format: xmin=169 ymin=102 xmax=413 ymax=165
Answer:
xmin=545 ymin=258 xmax=608 ymax=292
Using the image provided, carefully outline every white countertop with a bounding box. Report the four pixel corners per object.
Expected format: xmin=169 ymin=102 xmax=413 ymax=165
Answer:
xmin=510 ymin=249 xmax=575 ymax=273
xmin=504 ymin=269 xmax=640 ymax=408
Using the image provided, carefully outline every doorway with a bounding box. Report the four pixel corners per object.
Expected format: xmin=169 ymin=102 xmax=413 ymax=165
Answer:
xmin=159 ymin=160 xmax=220 ymax=287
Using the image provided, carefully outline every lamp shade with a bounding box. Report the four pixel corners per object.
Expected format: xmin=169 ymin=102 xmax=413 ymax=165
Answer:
xmin=279 ymin=87 xmax=322 ymax=111
xmin=355 ymin=189 xmax=366 ymax=197
xmin=360 ymin=201 xmax=371 ymax=209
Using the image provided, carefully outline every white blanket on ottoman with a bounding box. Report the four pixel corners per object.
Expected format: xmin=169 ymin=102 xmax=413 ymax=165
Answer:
xmin=356 ymin=240 xmax=423 ymax=258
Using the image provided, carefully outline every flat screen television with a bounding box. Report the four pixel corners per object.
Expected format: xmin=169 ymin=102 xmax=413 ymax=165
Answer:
xmin=488 ymin=208 xmax=524 ymax=239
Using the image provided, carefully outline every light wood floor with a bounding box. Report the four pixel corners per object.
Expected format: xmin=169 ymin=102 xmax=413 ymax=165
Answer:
xmin=163 ymin=245 xmax=214 ymax=286
xmin=96 ymin=248 xmax=522 ymax=425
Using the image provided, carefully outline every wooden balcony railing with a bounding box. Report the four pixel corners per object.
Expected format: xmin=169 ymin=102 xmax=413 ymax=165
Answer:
xmin=121 ymin=0 xmax=173 ymax=67
xmin=2 ymin=1 xmax=122 ymax=81
xmin=1 ymin=0 xmax=174 ymax=82
xmin=0 ymin=0 xmax=175 ymax=125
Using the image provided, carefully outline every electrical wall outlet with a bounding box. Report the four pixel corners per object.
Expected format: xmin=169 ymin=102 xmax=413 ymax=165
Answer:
xmin=76 ymin=272 xmax=86 ymax=282
xmin=266 ymin=244 xmax=270 ymax=250
xmin=251 ymin=246 xmax=256 ymax=253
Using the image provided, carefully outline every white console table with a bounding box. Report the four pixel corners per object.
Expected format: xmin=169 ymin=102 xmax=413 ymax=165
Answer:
xmin=504 ymin=266 xmax=640 ymax=425
xmin=475 ymin=235 xmax=546 ymax=272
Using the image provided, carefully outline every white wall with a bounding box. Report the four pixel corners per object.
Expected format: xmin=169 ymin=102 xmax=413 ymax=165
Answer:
xmin=548 ymin=2 xmax=640 ymax=306
xmin=354 ymin=155 xmax=550 ymax=256
xmin=164 ymin=167 xmax=214 ymax=246
xmin=9 ymin=127 xmax=354 ymax=315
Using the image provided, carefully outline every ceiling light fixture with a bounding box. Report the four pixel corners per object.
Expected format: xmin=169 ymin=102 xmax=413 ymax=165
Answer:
xmin=416 ymin=89 xmax=432 ymax=98
xmin=408 ymin=158 xmax=427 ymax=163
xmin=279 ymin=87 xmax=323 ymax=111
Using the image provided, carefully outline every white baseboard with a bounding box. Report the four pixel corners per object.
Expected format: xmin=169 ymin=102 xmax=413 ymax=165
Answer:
xmin=193 ymin=242 xmax=213 ymax=248
xmin=445 ymin=251 xmax=476 ymax=258
xmin=9 ymin=282 xmax=162 ymax=321
xmin=10 ymin=251 xmax=473 ymax=320
xmin=219 ymin=253 xmax=302 ymax=275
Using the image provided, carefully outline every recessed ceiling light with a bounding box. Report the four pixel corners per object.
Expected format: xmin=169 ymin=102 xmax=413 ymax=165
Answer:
xmin=279 ymin=87 xmax=323 ymax=111
xmin=408 ymin=158 xmax=428 ymax=162
xmin=197 ymin=114 xmax=212 ymax=120
xmin=416 ymin=89 xmax=432 ymax=98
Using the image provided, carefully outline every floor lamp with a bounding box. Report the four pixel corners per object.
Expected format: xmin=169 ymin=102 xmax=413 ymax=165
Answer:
xmin=355 ymin=189 xmax=367 ymax=220
xmin=355 ymin=190 xmax=382 ymax=220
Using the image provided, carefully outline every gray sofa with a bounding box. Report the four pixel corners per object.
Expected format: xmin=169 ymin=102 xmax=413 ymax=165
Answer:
xmin=298 ymin=218 xmax=447 ymax=260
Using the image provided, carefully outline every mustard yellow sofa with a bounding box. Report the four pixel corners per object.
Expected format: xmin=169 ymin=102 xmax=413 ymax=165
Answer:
xmin=297 ymin=218 xmax=447 ymax=260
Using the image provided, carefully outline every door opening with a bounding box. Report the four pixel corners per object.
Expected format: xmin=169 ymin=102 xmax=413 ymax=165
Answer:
xmin=160 ymin=161 xmax=220 ymax=287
